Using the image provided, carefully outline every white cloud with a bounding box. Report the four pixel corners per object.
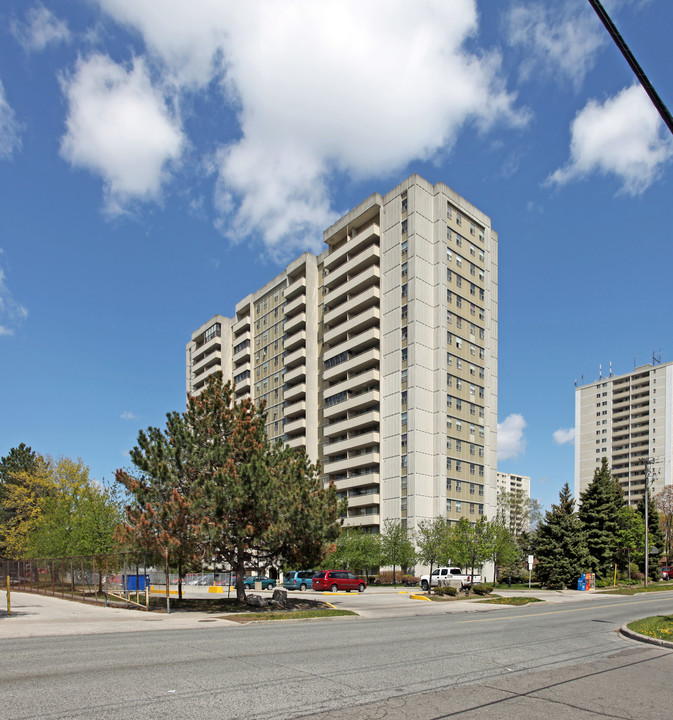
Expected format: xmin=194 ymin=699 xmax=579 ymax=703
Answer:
xmin=120 ymin=411 xmax=138 ymax=420
xmin=59 ymin=54 xmax=185 ymax=215
xmin=553 ymin=427 xmax=575 ymax=445
xmin=548 ymin=84 xmax=673 ymax=195
xmin=505 ymin=1 xmax=605 ymax=87
xmin=0 ymin=80 xmax=22 ymax=160
xmin=93 ymin=0 xmax=526 ymax=255
xmin=498 ymin=413 xmax=527 ymax=461
xmin=12 ymin=4 xmax=71 ymax=52
xmin=0 ymin=252 xmax=28 ymax=337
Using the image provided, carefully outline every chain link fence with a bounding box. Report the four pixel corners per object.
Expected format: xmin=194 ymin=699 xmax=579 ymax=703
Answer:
xmin=1 ymin=555 xmax=238 ymax=611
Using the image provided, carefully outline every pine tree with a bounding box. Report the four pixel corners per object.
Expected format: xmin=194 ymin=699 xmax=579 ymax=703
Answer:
xmin=535 ymin=483 xmax=590 ymax=589
xmin=578 ymin=458 xmax=623 ymax=579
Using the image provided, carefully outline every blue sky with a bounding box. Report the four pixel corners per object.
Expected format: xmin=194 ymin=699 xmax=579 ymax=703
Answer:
xmin=1 ymin=0 xmax=672 ymax=511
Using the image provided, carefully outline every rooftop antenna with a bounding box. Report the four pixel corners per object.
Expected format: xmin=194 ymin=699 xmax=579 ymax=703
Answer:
xmin=609 ymin=361 xmax=613 ymax=377
xmin=599 ymin=363 xmax=603 ymax=380
xmin=653 ymin=349 xmax=662 ymax=365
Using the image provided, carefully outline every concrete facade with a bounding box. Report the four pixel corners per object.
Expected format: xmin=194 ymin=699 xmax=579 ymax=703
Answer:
xmin=575 ymin=362 xmax=673 ymax=505
xmin=187 ymin=175 xmax=498 ymax=534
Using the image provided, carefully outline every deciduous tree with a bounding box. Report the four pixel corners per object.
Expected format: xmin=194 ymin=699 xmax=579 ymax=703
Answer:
xmin=655 ymin=486 xmax=673 ymax=559
xmin=416 ymin=516 xmax=451 ymax=590
xmin=380 ymin=519 xmax=416 ymax=585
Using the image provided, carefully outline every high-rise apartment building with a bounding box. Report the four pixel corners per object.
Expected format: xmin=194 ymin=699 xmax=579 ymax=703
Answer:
xmin=187 ymin=175 xmax=498 ymax=535
xmin=496 ymin=471 xmax=531 ymax=533
xmin=575 ymin=361 xmax=673 ymax=505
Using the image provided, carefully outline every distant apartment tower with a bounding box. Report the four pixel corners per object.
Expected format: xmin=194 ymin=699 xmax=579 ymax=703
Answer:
xmin=496 ymin=472 xmax=531 ymax=533
xmin=186 ymin=175 xmax=499 ymax=534
xmin=575 ymin=361 xmax=673 ymax=505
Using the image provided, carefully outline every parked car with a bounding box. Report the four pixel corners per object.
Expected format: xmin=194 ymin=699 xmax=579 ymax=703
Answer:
xmin=312 ymin=570 xmax=366 ymax=593
xmin=283 ymin=570 xmax=315 ymax=591
xmin=661 ymin=566 xmax=672 ymax=581
xmin=242 ymin=575 xmax=276 ymax=590
xmin=419 ymin=567 xmax=481 ymax=591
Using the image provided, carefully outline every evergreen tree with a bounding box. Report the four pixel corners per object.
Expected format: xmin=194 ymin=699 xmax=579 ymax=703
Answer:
xmin=535 ymin=483 xmax=590 ymax=589
xmin=118 ymin=373 xmax=343 ymax=602
xmin=637 ymin=493 xmax=665 ymax=581
xmin=578 ymin=458 xmax=623 ymax=579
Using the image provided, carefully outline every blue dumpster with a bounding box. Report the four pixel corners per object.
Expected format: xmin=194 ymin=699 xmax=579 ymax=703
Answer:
xmin=123 ymin=574 xmax=149 ymax=592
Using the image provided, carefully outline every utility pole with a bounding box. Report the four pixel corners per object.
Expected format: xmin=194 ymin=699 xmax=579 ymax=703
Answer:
xmin=643 ymin=457 xmax=656 ymax=587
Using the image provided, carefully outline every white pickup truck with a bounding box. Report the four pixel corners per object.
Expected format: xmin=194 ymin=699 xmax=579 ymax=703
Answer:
xmin=419 ymin=567 xmax=481 ymax=591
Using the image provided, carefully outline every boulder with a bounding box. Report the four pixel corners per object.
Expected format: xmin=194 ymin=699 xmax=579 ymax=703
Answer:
xmin=272 ymin=588 xmax=288 ymax=604
xmin=246 ymin=594 xmax=267 ymax=608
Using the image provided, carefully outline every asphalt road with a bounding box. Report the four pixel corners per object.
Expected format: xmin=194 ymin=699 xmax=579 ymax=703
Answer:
xmin=2 ymin=591 xmax=672 ymax=719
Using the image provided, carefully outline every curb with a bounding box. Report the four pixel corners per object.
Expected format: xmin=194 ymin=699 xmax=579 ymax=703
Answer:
xmin=619 ymin=625 xmax=673 ymax=650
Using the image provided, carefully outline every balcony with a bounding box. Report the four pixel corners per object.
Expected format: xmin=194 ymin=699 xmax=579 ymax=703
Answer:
xmin=324 ymin=287 xmax=380 ymax=327
xmin=323 ymin=347 xmax=379 ymax=383
xmin=233 ymin=343 xmax=251 ymax=365
xmin=323 ymin=368 xmax=378 ymax=402
xmin=323 ymin=388 xmax=379 ymax=420
xmin=343 ymin=514 xmax=380 ymax=528
xmin=284 ymin=417 xmax=306 ymax=435
xmin=323 ymin=409 xmax=380 ymax=438
xmin=323 ymin=223 xmax=380 ymax=272
xmin=284 ymin=399 xmax=306 ymax=419
xmin=233 ymin=315 xmax=251 ymax=335
xmin=285 ymin=294 xmax=306 ymax=318
xmin=286 ymin=436 xmax=306 ymax=450
xmin=284 ymin=328 xmax=306 ymax=352
xmin=323 ymin=451 xmax=380 ymax=476
xmin=192 ymin=348 xmax=222 ymax=377
xmin=323 ymin=306 xmax=380 ymax=346
xmin=324 ymin=326 xmax=380 ymax=360
xmin=285 ymin=275 xmax=306 ymax=301
xmin=284 ymin=347 xmax=306 ymax=369
xmin=284 ymin=365 xmax=306 ymax=385
xmin=323 ymin=242 xmax=380 ymax=291
xmin=348 ymin=492 xmax=381 ymax=509
xmin=323 ymin=430 xmax=379 ymax=456
xmin=234 ymin=373 xmax=251 ymax=393
xmin=284 ymin=382 xmax=306 ymax=403
xmin=284 ymin=311 xmax=306 ymax=336
xmin=324 ymin=266 xmax=380 ymax=307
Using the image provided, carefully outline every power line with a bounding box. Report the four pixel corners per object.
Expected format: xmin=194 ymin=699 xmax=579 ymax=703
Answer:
xmin=587 ymin=0 xmax=673 ymax=136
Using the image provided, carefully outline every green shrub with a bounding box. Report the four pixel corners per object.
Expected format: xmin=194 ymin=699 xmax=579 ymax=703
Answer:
xmin=401 ymin=575 xmax=420 ymax=586
xmin=471 ymin=583 xmax=494 ymax=596
xmin=434 ymin=585 xmax=458 ymax=596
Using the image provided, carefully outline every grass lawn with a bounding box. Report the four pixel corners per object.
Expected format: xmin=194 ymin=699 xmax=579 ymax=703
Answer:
xmin=224 ymin=609 xmax=357 ymax=623
xmin=597 ymin=584 xmax=673 ymax=596
xmin=476 ymin=596 xmax=544 ymax=606
xmin=627 ymin=615 xmax=673 ymax=641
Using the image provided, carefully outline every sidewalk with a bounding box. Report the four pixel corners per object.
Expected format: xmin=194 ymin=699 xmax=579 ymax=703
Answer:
xmin=0 ymin=590 xmax=228 ymax=639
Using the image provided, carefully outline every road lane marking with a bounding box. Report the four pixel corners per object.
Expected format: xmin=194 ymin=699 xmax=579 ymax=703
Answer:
xmin=459 ymin=596 xmax=671 ymax=622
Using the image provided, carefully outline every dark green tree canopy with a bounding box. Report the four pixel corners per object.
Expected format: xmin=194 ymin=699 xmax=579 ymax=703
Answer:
xmin=117 ymin=373 xmax=343 ymax=601
xmin=535 ymin=483 xmax=590 ymax=589
xmin=578 ymin=458 xmax=624 ymax=578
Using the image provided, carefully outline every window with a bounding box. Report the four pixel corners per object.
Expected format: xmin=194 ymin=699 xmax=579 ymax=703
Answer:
xmin=456 ymin=480 xmax=462 ymax=491
xmin=446 ymin=458 xmax=452 ymax=470
xmin=402 ymin=348 xmax=408 ymax=363
xmin=401 ymin=283 xmax=408 ymax=298
xmin=401 ymin=326 xmax=408 ymax=341
xmin=401 ymin=195 xmax=408 ymax=213
xmin=446 ymin=478 xmax=452 ymax=490
xmin=456 ymin=439 xmax=462 ymax=452
xmin=456 ymin=213 xmax=462 ymax=226
xmin=401 ymin=391 xmax=407 ymax=405
xmin=401 ymin=219 xmax=408 ymax=235
xmin=470 ymin=503 xmax=475 ymax=514
xmin=447 ymin=203 xmax=452 ymax=219
xmin=401 ymin=262 xmax=408 ymax=277
xmin=401 ymin=239 xmax=408 ymax=255
xmin=456 ymin=460 xmax=462 ymax=472
xmin=401 ymin=433 xmax=407 ymax=448
xmin=401 ymin=369 xmax=408 ymax=384
xmin=401 ymin=305 xmax=408 ymax=320
xmin=470 ymin=483 xmax=475 ymax=494
xmin=446 ymin=498 xmax=452 ymax=511
xmin=401 ymin=454 xmax=407 ymax=468
xmin=456 ymin=501 xmax=462 ymax=513
xmin=401 ymin=412 xmax=407 ymax=426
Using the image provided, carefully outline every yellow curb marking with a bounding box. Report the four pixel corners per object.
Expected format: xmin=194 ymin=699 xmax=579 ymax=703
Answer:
xmin=410 ymin=593 xmax=431 ymax=602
